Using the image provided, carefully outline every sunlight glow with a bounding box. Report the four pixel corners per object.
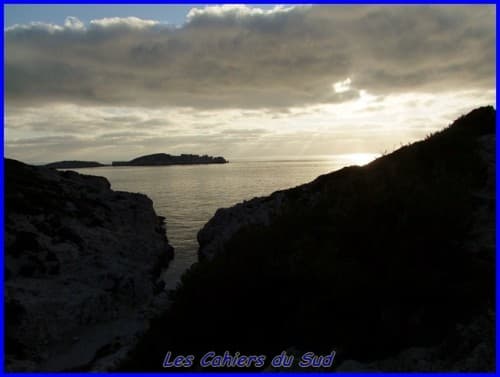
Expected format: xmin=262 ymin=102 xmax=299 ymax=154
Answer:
xmin=335 ymin=153 xmax=380 ymax=166
xmin=333 ymin=78 xmax=352 ymax=93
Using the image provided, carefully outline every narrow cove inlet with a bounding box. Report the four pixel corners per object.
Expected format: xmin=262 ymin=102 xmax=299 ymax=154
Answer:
xmin=74 ymin=158 xmax=358 ymax=288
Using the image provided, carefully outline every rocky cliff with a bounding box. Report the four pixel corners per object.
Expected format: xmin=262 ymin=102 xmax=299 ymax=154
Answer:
xmin=5 ymin=159 xmax=174 ymax=371
xmin=123 ymin=106 xmax=495 ymax=371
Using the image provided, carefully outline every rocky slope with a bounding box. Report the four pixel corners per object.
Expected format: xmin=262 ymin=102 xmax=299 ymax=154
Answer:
xmin=112 ymin=153 xmax=227 ymax=166
xmin=5 ymin=159 xmax=174 ymax=371
xmin=198 ymin=107 xmax=495 ymax=264
xmin=123 ymin=106 xmax=495 ymax=371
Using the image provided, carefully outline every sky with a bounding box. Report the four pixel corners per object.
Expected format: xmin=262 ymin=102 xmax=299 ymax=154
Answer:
xmin=4 ymin=5 xmax=496 ymax=164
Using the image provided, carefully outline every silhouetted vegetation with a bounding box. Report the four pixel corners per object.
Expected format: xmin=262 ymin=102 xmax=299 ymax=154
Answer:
xmin=121 ymin=107 xmax=495 ymax=371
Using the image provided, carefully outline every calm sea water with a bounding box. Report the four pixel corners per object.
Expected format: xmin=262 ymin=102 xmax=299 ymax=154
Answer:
xmin=75 ymin=159 xmax=366 ymax=289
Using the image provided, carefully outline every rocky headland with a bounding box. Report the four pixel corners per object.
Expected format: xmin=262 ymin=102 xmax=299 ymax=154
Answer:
xmin=124 ymin=106 xmax=495 ymax=371
xmin=112 ymin=153 xmax=227 ymax=166
xmin=44 ymin=161 xmax=107 ymax=169
xmin=5 ymin=159 xmax=174 ymax=371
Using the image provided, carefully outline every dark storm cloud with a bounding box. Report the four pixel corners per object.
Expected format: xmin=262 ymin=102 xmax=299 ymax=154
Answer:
xmin=5 ymin=6 xmax=495 ymax=109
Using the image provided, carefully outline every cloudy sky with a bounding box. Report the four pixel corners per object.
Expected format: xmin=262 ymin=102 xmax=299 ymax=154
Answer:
xmin=5 ymin=5 xmax=496 ymax=164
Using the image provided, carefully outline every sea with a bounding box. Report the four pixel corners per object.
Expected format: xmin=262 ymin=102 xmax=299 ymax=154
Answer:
xmin=75 ymin=157 xmax=375 ymax=290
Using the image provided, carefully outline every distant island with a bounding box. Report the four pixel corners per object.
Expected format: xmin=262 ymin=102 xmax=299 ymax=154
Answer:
xmin=42 ymin=154 xmax=228 ymax=169
xmin=44 ymin=160 xmax=107 ymax=169
xmin=112 ymin=153 xmax=228 ymax=166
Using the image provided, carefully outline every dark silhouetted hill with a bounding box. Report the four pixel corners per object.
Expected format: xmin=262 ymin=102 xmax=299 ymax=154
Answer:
xmin=122 ymin=106 xmax=495 ymax=372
